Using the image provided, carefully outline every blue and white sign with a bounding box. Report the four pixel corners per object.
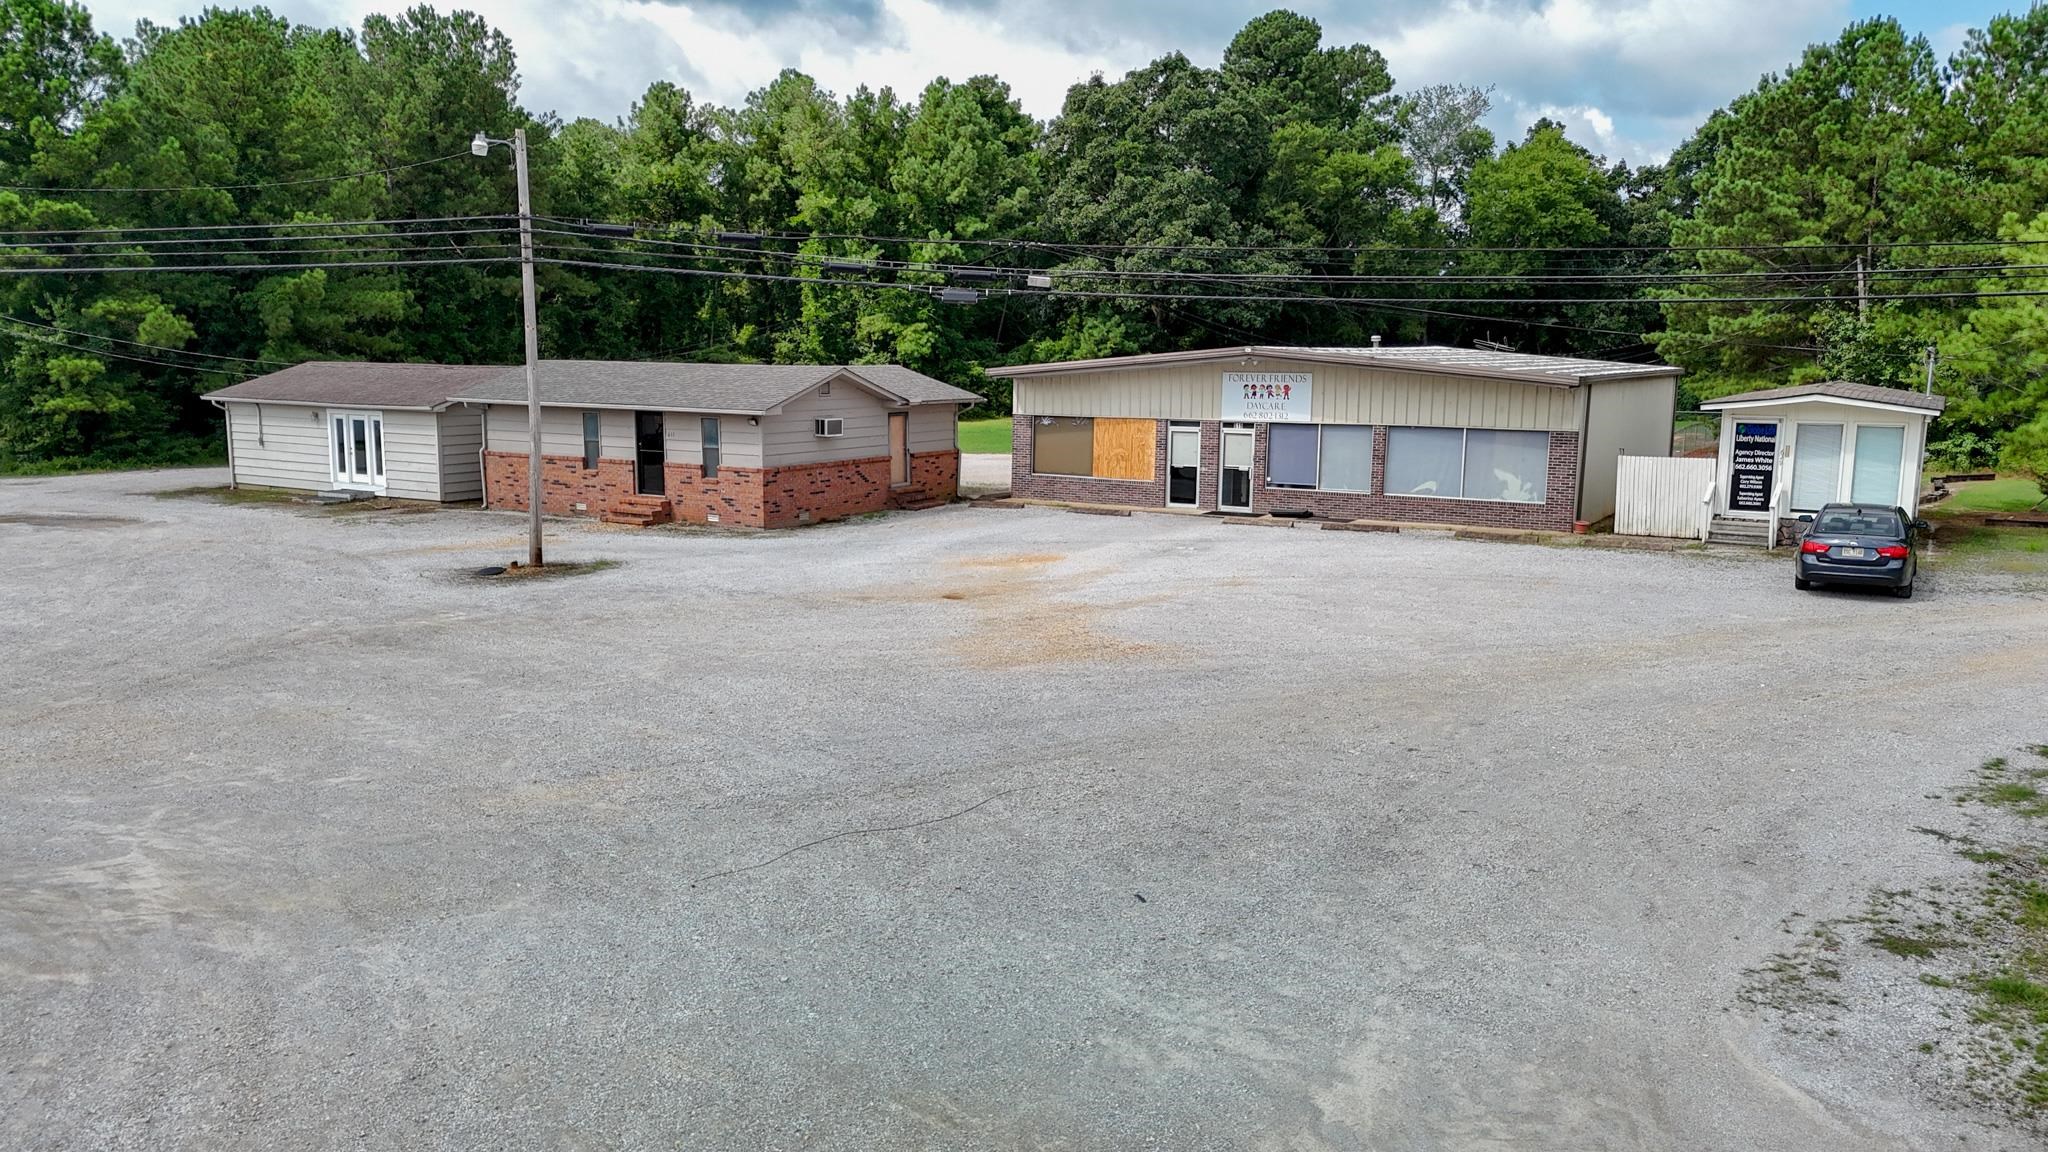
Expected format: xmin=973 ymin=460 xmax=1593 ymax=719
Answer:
xmin=1222 ymin=371 xmax=1313 ymax=423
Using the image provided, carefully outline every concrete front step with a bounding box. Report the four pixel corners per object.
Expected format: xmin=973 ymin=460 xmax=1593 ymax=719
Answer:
xmin=1707 ymin=517 xmax=1771 ymax=546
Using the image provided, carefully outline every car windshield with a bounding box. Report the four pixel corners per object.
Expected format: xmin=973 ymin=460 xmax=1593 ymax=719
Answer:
xmin=1815 ymin=509 xmax=1903 ymax=537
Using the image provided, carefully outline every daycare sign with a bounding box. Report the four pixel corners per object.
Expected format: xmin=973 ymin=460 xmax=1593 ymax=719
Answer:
xmin=1221 ymin=371 xmax=1313 ymax=422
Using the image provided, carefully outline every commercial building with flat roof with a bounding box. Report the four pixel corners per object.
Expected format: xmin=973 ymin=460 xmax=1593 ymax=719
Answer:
xmin=986 ymin=344 xmax=1683 ymax=531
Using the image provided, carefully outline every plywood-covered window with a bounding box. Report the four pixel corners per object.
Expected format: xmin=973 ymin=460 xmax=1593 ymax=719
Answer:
xmin=1033 ymin=417 xmax=1094 ymax=475
xmin=1033 ymin=416 xmax=1154 ymax=479
xmin=1090 ymin=418 xmax=1154 ymax=480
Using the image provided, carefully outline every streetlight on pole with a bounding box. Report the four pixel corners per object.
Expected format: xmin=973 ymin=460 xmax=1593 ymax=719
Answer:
xmin=473 ymin=128 xmax=544 ymax=567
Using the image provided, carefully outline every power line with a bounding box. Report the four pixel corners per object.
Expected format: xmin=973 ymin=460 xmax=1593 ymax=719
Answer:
xmin=0 ymin=255 xmax=516 ymax=276
xmin=0 ymin=213 xmax=513 ymax=239
xmin=0 ymin=151 xmax=474 ymax=194
xmin=0 ymin=224 xmax=513 ymax=250
xmin=0 ymin=327 xmax=254 ymax=376
xmin=0 ymin=314 xmax=295 ymax=366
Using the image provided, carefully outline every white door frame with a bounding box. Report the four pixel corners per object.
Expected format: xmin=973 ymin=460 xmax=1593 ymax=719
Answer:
xmin=1219 ymin=425 xmax=1254 ymax=512
xmin=328 ymin=409 xmax=386 ymax=491
xmin=1167 ymin=423 xmax=1201 ymax=508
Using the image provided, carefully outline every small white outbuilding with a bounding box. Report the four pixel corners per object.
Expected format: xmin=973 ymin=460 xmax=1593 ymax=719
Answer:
xmin=203 ymin=363 xmax=509 ymax=501
xmin=1699 ymin=380 xmax=1947 ymax=520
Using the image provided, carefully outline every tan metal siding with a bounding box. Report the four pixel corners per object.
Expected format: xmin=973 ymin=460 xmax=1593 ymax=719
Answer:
xmin=762 ymin=385 xmax=893 ymax=466
xmin=1013 ymin=361 xmax=1579 ymax=430
xmin=1579 ymin=374 xmax=1676 ymax=523
xmin=436 ymin=409 xmax=484 ymax=501
xmin=225 ymin=402 xmax=330 ymax=492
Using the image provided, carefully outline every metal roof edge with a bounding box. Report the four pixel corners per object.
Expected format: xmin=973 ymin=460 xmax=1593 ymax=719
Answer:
xmin=985 ymin=346 xmax=1679 ymax=388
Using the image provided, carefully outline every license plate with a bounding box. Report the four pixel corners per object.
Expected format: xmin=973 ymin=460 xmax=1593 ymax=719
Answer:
xmin=1834 ymin=546 xmax=1867 ymax=559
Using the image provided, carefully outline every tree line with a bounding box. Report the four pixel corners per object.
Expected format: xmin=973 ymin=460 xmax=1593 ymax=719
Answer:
xmin=2 ymin=1 xmax=2045 ymax=478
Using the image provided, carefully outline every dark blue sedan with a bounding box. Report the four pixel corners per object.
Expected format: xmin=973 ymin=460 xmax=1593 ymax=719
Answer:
xmin=1795 ymin=503 xmax=1924 ymax=598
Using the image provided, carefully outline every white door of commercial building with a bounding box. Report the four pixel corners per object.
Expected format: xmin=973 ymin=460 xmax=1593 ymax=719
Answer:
xmin=1167 ymin=424 xmax=1201 ymax=507
xmin=1219 ymin=427 xmax=1254 ymax=512
xmin=329 ymin=410 xmax=385 ymax=490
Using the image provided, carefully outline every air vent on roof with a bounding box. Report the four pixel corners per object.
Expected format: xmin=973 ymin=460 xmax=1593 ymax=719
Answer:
xmin=814 ymin=417 xmax=844 ymax=438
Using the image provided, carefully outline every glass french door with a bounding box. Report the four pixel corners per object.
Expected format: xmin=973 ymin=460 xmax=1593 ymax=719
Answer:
xmin=330 ymin=411 xmax=385 ymax=489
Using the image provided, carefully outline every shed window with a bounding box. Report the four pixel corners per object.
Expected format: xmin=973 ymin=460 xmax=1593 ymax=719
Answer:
xmin=701 ymin=417 xmax=721 ymax=479
xmin=1850 ymin=425 xmax=1904 ymax=505
xmin=582 ymin=410 xmax=601 ymax=469
xmin=1267 ymin=424 xmax=1320 ymax=488
xmin=1385 ymin=427 xmax=1467 ymax=497
xmin=1462 ymin=429 xmax=1548 ymax=503
xmin=1033 ymin=417 xmax=1094 ymax=476
xmin=1318 ymin=425 xmax=1373 ymax=492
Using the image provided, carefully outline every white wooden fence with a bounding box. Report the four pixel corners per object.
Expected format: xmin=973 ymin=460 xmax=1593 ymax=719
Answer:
xmin=1614 ymin=455 xmax=1716 ymax=539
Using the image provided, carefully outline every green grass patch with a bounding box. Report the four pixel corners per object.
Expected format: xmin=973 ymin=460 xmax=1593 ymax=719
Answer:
xmin=1932 ymin=477 xmax=2047 ymax=517
xmin=151 ymin=484 xmax=303 ymax=505
xmin=1871 ymin=933 xmax=1948 ymax=959
xmin=1980 ymin=973 xmax=2048 ymax=1010
xmin=957 ymin=418 xmax=1012 ymax=454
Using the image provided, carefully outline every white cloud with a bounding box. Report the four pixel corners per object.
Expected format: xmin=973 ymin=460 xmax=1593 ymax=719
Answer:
xmin=78 ymin=0 xmax=1907 ymax=159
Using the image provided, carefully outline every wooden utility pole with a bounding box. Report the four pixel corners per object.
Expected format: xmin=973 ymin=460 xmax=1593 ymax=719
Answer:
xmin=514 ymin=129 xmax=542 ymax=568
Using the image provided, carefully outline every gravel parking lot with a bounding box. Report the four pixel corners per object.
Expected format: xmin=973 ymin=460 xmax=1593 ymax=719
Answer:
xmin=4 ymin=468 xmax=2044 ymax=1151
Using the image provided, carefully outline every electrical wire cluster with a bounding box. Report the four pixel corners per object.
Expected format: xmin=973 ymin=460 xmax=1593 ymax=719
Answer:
xmin=3 ymin=208 xmax=2044 ymax=374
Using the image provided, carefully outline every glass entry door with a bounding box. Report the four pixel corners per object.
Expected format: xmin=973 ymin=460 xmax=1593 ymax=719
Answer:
xmin=1219 ymin=427 xmax=1253 ymax=512
xmin=1167 ymin=425 xmax=1200 ymax=507
xmin=330 ymin=410 xmax=384 ymax=489
xmin=635 ymin=411 xmax=666 ymax=495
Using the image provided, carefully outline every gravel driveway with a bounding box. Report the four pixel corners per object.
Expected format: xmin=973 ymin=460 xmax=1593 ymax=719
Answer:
xmin=3 ymin=469 xmax=2044 ymax=1151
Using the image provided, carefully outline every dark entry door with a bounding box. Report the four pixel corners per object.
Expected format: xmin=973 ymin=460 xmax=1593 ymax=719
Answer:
xmin=635 ymin=411 xmax=665 ymax=495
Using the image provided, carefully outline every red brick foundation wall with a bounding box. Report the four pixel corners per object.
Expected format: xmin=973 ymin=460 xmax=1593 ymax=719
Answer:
xmin=1008 ymin=420 xmax=1581 ymax=532
xmin=489 ymin=449 xmax=956 ymax=529
xmin=893 ymin=448 xmax=959 ymax=508
xmin=484 ymin=451 xmax=636 ymax=516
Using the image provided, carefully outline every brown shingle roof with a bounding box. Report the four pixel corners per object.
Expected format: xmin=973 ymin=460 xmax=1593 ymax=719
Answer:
xmin=445 ymin=360 xmax=980 ymax=412
xmin=203 ymin=362 xmax=512 ymax=410
xmin=1700 ymin=380 xmax=1947 ymax=413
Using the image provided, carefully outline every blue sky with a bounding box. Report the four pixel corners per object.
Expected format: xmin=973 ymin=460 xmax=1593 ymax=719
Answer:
xmin=81 ymin=1 xmax=2036 ymax=162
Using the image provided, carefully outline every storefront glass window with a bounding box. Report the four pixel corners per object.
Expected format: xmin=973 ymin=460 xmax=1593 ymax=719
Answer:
xmin=1318 ymin=425 xmax=1373 ymax=492
xmin=1462 ymin=429 xmax=1548 ymax=503
xmin=1033 ymin=417 xmax=1094 ymax=475
xmin=1384 ymin=427 xmax=1466 ymax=497
xmin=1267 ymin=424 xmax=1319 ymax=488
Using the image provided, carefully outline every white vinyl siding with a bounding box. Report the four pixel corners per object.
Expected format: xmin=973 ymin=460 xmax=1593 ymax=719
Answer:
xmin=906 ymin=403 xmax=957 ymax=452
xmin=762 ymin=384 xmax=893 ymax=466
xmin=1711 ymin=400 xmax=1933 ymax=517
xmin=666 ymin=411 xmax=762 ymax=469
xmin=224 ymin=401 xmax=332 ymax=492
xmin=485 ymin=405 xmax=634 ymax=458
xmin=378 ymin=409 xmax=441 ymax=501
xmin=437 ymin=409 xmax=483 ymax=501
xmin=1013 ymin=358 xmax=1588 ymax=431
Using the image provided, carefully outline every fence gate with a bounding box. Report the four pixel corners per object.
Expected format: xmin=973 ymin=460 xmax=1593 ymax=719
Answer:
xmin=1614 ymin=455 xmax=1716 ymax=538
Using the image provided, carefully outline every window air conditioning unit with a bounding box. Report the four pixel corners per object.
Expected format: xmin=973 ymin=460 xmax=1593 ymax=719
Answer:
xmin=814 ymin=417 xmax=844 ymax=438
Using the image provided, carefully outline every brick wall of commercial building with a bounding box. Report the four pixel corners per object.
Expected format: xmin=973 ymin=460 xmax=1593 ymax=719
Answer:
xmin=486 ymin=447 xmax=959 ymax=529
xmin=1011 ymin=414 xmax=1169 ymax=506
xmin=1009 ymin=419 xmax=1582 ymax=532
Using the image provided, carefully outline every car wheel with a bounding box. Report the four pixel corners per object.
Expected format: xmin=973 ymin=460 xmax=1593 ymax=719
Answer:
xmin=1893 ymin=582 xmax=1914 ymax=599
xmin=1794 ymin=576 xmax=1811 ymax=590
